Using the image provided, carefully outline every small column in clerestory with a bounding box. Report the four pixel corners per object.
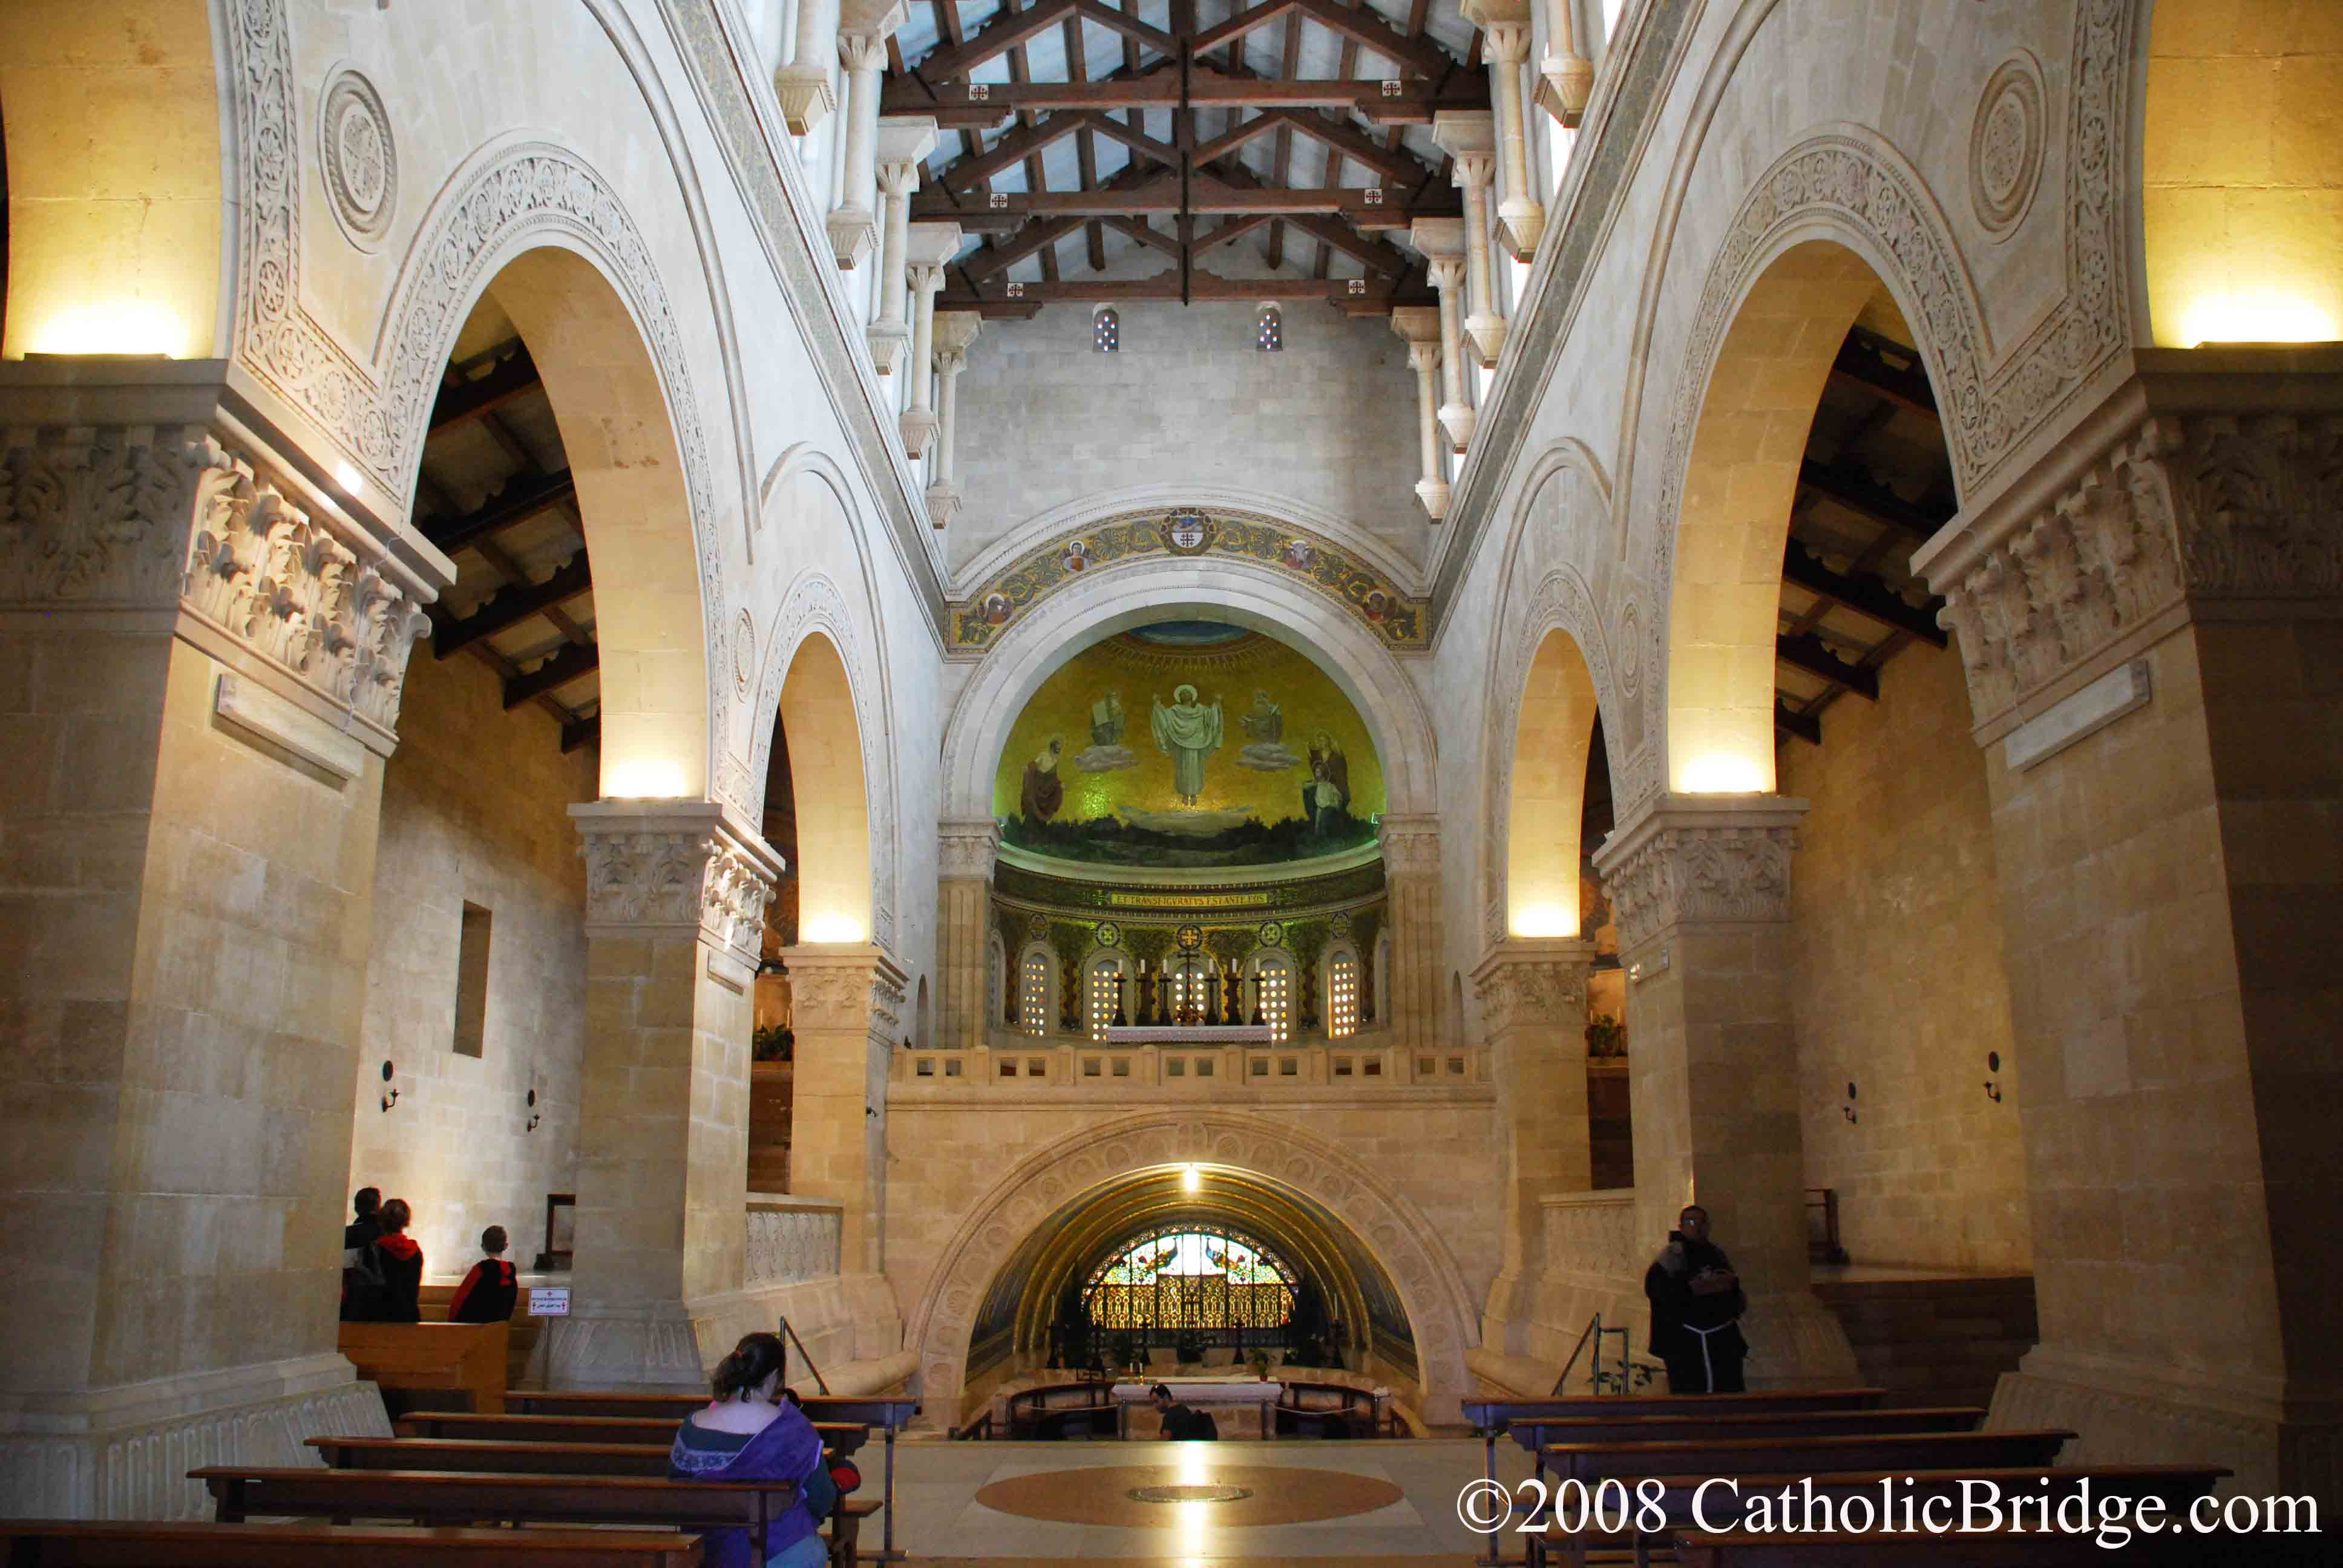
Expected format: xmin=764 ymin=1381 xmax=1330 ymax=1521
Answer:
xmin=926 ymin=311 xmax=982 ymax=529
xmin=774 ymin=0 xmax=843 ymax=136
xmin=1410 ymin=218 xmax=1475 ymax=453
xmin=869 ymin=117 xmax=939 ymax=377
xmin=1466 ymin=1 xmax=1545 ymax=258
xmin=827 ymin=2 xmax=908 ymax=270
xmin=1435 ymin=111 xmax=1507 ymax=368
xmin=1390 ymin=306 xmax=1449 ymax=520
xmin=897 ymin=221 xmax=962 ymax=460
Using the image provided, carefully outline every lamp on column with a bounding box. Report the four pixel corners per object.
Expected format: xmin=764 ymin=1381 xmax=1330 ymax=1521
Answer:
xmin=869 ymin=117 xmax=939 ymax=374
xmin=1464 ymin=1 xmax=1545 ymax=258
xmin=1409 ymin=220 xmax=1475 ymax=452
xmin=1435 ymin=112 xmax=1506 ymax=367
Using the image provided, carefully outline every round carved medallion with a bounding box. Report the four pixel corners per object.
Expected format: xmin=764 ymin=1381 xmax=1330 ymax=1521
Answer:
xmin=1616 ymin=599 xmax=1643 ymax=696
xmin=1969 ymin=53 xmax=2045 ymax=239
xmin=732 ymin=610 xmax=756 ymax=696
xmin=320 ymin=68 xmax=398 ymax=249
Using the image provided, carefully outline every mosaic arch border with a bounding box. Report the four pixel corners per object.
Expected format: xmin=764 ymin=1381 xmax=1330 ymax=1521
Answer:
xmin=221 ymin=0 xmax=753 ymax=809
xmin=949 ymin=505 xmax=1430 ymax=656
xmin=937 ymin=552 xmax=1444 ymax=824
xmin=1478 ymin=442 xmax=1622 ymax=953
xmin=906 ymin=1110 xmax=1476 ymax=1414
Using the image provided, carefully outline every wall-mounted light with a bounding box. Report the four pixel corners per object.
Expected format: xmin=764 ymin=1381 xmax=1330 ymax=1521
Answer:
xmin=379 ymin=1060 xmax=400 ymax=1113
xmin=1182 ymin=1163 xmax=1201 ymax=1194
xmin=526 ymin=1086 xmax=541 ymax=1133
xmin=1984 ymin=1050 xmax=2004 ymax=1104
xmin=1842 ymin=1079 xmax=1858 ymax=1125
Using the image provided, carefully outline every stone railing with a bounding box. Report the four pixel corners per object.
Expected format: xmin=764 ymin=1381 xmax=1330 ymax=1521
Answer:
xmin=894 ymin=1033 xmax=1487 ymax=1092
xmin=744 ymin=1195 xmax=844 ymax=1289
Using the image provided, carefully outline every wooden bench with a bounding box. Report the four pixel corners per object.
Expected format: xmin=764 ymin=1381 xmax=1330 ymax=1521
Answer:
xmin=1670 ymin=1522 xmax=2313 ymax=1568
xmin=1537 ymin=1429 xmax=2077 ymax=1488
xmin=1274 ymin=1380 xmax=1381 ymax=1439
xmin=0 ymin=1520 xmax=704 ymax=1566
xmin=340 ymin=1323 xmax=508 ymax=1414
xmin=505 ymin=1393 xmax=917 ymax=1563
xmin=395 ymin=1411 xmax=870 ymax=1457
xmin=1535 ymin=1466 xmax=2229 ymax=1568
xmin=1513 ymin=1405 xmax=1985 ymax=1456
xmin=192 ymin=1468 xmax=796 ymax=1558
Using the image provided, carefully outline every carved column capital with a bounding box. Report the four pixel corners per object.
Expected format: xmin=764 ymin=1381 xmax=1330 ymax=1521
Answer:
xmin=0 ymin=364 xmax=447 ymax=751
xmin=1470 ymin=937 xmax=1596 ymax=1035
xmin=570 ymin=800 xmax=782 ymax=969
xmin=1377 ymin=813 xmax=1443 ymax=875
xmin=1591 ymin=794 xmax=1806 ymax=951
xmin=782 ymin=943 xmax=909 ymax=1039
xmin=1914 ymin=349 xmax=2343 ymax=741
xmin=937 ymin=819 xmax=1000 ymax=881
xmin=1480 ymin=21 xmax=1533 ymax=64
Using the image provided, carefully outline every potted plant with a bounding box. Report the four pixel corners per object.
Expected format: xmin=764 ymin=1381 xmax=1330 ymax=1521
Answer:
xmin=1248 ymin=1348 xmax=1273 ymax=1382
xmin=1585 ymin=1013 xmax=1625 ymax=1059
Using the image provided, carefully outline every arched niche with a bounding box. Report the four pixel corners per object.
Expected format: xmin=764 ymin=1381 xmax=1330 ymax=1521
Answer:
xmin=1665 ymin=239 xmax=1901 ymax=794
xmin=1507 ymin=630 xmax=1604 ymax=938
xmin=2138 ymin=1 xmax=2343 ymax=347
xmin=775 ymin=630 xmax=872 ymax=944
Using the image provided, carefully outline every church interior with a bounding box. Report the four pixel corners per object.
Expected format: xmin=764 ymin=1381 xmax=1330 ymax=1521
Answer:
xmin=2 ymin=0 xmax=2339 ymax=1561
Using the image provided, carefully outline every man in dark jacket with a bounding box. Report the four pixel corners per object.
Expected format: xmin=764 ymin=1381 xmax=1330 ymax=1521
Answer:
xmin=1643 ymin=1204 xmax=1746 ymax=1393
xmin=1150 ymin=1383 xmax=1218 ymax=1440
xmin=341 ymin=1187 xmax=385 ymax=1321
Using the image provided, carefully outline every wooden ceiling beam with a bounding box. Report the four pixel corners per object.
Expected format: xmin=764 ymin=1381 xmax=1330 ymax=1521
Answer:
xmin=1288 ymin=0 xmax=1453 ymax=77
xmin=1191 ymin=111 xmax=1285 ymax=165
xmin=1798 ymin=457 xmax=1952 ymax=540
xmin=914 ymin=0 xmax=1080 ymax=83
xmin=429 ymin=345 xmax=542 ymax=434
xmin=961 ymin=215 xmax=1091 ymax=278
xmin=1831 ymin=323 xmax=1939 ymax=416
xmin=431 ymin=552 xmax=592 ymax=659
xmin=1081 ymin=111 xmax=1181 ymax=168
xmin=1781 ymin=542 xmax=1948 ymax=647
xmin=418 ymin=467 xmax=576 ymax=556
xmin=883 ymin=73 xmax=1483 ymax=122
xmin=942 ymin=269 xmax=1373 ymax=304
xmin=920 ymin=179 xmax=1451 ymax=224
xmin=1265 ymin=15 xmax=1306 ymax=271
xmin=1274 ymin=104 xmax=1439 ymax=187
xmin=1190 ymin=0 xmax=1299 ymax=58
xmin=1191 ymin=213 xmax=1276 ymax=253
xmin=1775 ymin=631 xmax=1880 ymax=701
xmin=1104 ymin=214 xmax=1186 ymax=259
xmin=1073 ymin=0 xmax=1176 ymax=55
xmin=562 ymin=715 xmax=600 ymax=755
xmin=1775 ymin=699 xmax=1823 ymax=746
xmin=940 ymin=110 xmax=1090 ymax=192
xmin=503 ymin=641 xmax=601 ymax=710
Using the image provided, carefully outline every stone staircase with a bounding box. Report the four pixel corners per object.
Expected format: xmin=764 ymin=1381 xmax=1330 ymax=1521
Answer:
xmin=1811 ymin=1273 xmax=2038 ymax=1410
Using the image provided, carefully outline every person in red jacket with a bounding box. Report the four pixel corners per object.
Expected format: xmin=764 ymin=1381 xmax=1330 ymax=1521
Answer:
xmin=448 ymin=1225 xmax=519 ymax=1323
xmin=359 ymin=1198 xmax=424 ymax=1322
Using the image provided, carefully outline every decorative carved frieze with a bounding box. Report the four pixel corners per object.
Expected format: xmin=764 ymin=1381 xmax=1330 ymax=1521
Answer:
xmin=1472 ymin=941 xmax=1594 ymax=1036
xmin=784 ymin=946 xmax=909 ymax=1036
xmin=0 ymin=423 xmax=431 ymax=740
xmin=574 ymin=803 xmax=780 ymax=964
xmin=745 ymin=1204 xmax=845 ymax=1288
xmin=1591 ymin=796 xmax=1804 ymax=950
xmin=937 ymin=820 xmax=1000 ymax=881
xmin=1377 ymin=816 xmax=1443 ymax=875
xmin=1922 ymin=397 xmax=2343 ymax=731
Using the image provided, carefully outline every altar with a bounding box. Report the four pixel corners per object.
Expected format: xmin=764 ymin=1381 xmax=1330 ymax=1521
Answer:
xmin=1111 ymin=1377 xmax=1284 ymax=1440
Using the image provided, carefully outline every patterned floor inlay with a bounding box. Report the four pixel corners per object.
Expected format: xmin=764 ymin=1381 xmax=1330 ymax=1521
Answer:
xmin=974 ymin=1464 xmax=1406 ymax=1527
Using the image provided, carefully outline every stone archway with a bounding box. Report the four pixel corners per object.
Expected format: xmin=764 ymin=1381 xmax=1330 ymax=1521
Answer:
xmin=906 ymin=1111 xmax=1479 ymax=1423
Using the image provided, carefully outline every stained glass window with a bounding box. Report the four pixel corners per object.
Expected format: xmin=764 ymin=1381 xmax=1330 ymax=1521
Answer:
xmin=1257 ymin=304 xmax=1282 ymax=351
xmin=1020 ymin=949 xmax=1050 ymax=1037
xmin=1082 ymin=1226 xmax=1297 ymax=1330
xmin=1094 ymin=308 xmax=1119 ymax=353
xmin=1329 ymin=950 xmax=1358 ymax=1038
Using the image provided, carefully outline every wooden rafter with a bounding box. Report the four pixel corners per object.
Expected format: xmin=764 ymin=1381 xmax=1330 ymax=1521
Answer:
xmin=886 ymin=71 xmax=1479 ymax=123
xmin=431 ymin=552 xmax=593 ymax=659
xmin=419 ymin=468 xmax=577 ymax=556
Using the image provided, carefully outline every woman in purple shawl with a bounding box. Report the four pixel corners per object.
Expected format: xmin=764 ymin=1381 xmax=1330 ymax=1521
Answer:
xmin=669 ymin=1333 xmax=836 ymax=1568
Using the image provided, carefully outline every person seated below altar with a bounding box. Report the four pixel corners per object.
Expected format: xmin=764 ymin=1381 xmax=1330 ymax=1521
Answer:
xmin=1150 ymin=1383 xmax=1218 ymax=1441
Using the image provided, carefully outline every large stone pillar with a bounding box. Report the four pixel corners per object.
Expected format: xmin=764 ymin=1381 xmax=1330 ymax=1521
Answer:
xmin=826 ymin=2 xmax=907 ymax=270
xmin=557 ymin=802 xmax=779 ymax=1388
xmin=898 ymin=223 xmax=961 ymax=460
xmin=1377 ymin=815 xmax=1446 ymax=1054
xmin=1912 ymin=347 xmax=2343 ymax=1503
xmin=1409 ymin=220 xmax=1475 ymax=452
xmin=868 ymin=117 xmax=939 ymax=377
xmin=0 ymin=361 xmax=438 ymax=1514
xmin=1473 ymin=938 xmax=1596 ymax=1361
xmin=1591 ymin=795 xmax=1858 ymax=1385
xmin=926 ymin=311 xmax=982 ymax=529
xmin=774 ymin=0 xmax=842 ymax=136
xmin=936 ymin=820 xmax=998 ymax=1052
xmin=1466 ymin=0 xmax=1544 ymax=258
xmin=781 ymin=944 xmax=907 ymax=1278
xmin=1391 ymin=305 xmax=1449 ymax=520
xmin=1434 ymin=111 xmax=1506 ymax=367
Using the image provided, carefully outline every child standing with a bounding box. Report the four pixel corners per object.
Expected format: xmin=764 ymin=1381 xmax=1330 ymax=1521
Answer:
xmin=448 ymin=1224 xmax=519 ymax=1323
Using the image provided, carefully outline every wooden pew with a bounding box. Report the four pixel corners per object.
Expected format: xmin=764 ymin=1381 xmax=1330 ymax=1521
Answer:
xmin=1536 ymin=1466 xmax=2229 ymax=1568
xmin=340 ymin=1323 xmax=508 ymax=1414
xmin=1670 ymin=1522 xmax=2315 ymax=1568
xmin=1515 ymin=1405 xmax=1982 ymax=1451
xmin=311 ymin=1436 xmax=676 ymax=1477
xmin=0 ymin=1520 xmax=703 ymax=1566
xmin=1538 ymin=1428 xmax=2077 ymax=1488
xmin=506 ymin=1392 xmax=917 ymax=1563
xmin=193 ymin=1468 xmax=796 ymax=1558
xmin=395 ymin=1411 xmax=870 ymax=1457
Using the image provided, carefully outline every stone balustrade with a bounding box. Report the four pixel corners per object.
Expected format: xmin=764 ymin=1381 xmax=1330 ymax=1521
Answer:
xmin=894 ymin=1033 xmax=1487 ymax=1092
xmin=744 ymin=1195 xmax=847 ymax=1289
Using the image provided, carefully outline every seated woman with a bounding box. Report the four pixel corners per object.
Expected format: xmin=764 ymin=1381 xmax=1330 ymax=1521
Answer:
xmin=669 ymin=1333 xmax=837 ymax=1568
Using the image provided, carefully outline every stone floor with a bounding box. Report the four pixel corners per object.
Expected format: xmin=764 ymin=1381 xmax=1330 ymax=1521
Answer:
xmin=885 ymin=1438 xmax=1530 ymax=1561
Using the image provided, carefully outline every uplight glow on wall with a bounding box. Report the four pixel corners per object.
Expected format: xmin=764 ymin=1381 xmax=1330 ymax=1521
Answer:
xmin=1679 ymin=752 xmax=1766 ymax=794
xmin=605 ymin=757 xmax=689 ymax=799
xmin=799 ymin=913 xmax=868 ymax=945
xmin=23 ymin=300 xmax=192 ymax=359
xmin=1182 ymin=1163 xmax=1201 ymax=1194
xmin=2174 ymin=289 xmax=2341 ymax=350
xmin=1510 ymin=903 xmax=1579 ymax=939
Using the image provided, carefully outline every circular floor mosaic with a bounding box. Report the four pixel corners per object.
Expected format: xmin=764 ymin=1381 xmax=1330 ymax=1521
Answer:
xmin=975 ymin=1465 xmax=1405 ymax=1527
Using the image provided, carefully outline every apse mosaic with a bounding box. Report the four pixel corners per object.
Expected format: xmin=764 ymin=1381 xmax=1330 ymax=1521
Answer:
xmin=950 ymin=509 xmax=1428 ymax=652
xmin=994 ymin=622 xmax=1386 ymax=869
